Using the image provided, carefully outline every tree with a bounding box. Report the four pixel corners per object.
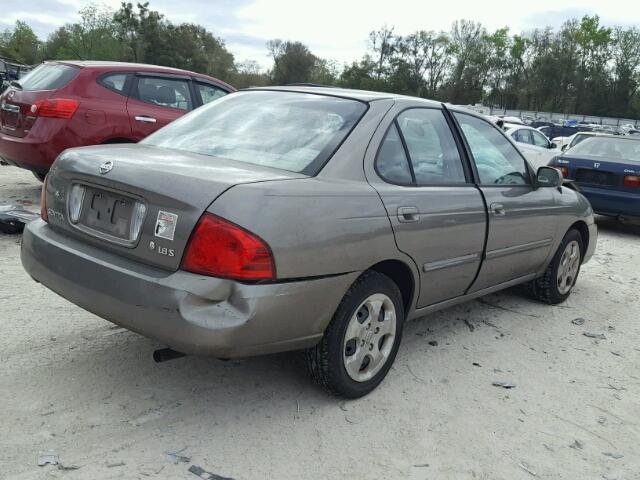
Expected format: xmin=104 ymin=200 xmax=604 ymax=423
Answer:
xmin=0 ymin=21 xmax=40 ymax=64
xmin=267 ymin=40 xmax=317 ymax=84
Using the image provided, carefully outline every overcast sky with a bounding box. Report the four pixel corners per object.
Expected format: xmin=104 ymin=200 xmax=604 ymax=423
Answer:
xmin=2 ymin=0 xmax=640 ymax=68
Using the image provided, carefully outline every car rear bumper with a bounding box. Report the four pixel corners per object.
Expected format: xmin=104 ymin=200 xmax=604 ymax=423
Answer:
xmin=0 ymin=122 xmax=69 ymax=172
xmin=579 ymin=185 xmax=640 ymax=217
xmin=21 ymin=219 xmax=358 ymax=358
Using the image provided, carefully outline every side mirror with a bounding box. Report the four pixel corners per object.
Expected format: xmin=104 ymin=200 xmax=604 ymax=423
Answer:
xmin=550 ymin=142 xmax=558 ymax=149
xmin=561 ymin=144 xmax=568 ymax=151
xmin=536 ymin=166 xmax=562 ymax=188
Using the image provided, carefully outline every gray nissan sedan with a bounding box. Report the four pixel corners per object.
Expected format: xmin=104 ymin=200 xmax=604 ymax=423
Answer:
xmin=22 ymin=86 xmax=597 ymax=397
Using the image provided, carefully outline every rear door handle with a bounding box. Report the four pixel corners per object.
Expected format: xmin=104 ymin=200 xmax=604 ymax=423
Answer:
xmin=490 ymin=203 xmax=506 ymax=216
xmin=397 ymin=206 xmax=419 ymax=223
xmin=135 ymin=116 xmax=157 ymax=123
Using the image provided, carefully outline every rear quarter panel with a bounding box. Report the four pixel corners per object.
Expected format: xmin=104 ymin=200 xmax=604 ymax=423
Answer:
xmin=208 ymin=177 xmax=414 ymax=280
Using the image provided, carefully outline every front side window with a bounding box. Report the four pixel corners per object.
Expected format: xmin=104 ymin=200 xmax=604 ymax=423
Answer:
xmin=455 ymin=113 xmax=530 ymax=185
xmin=531 ymin=130 xmax=550 ymax=147
xmin=512 ymin=129 xmax=532 ymax=144
xmin=142 ymin=91 xmax=367 ymax=175
xmin=197 ymin=83 xmax=228 ymax=105
xmin=136 ymin=76 xmax=193 ymax=111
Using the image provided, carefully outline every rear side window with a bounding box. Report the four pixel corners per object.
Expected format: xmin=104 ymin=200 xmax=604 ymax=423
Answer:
xmin=197 ymin=83 xmax=228 ymax=105
xmin=16 ymin=64 xmax=79 ymax=91
xmin=377 ymin=109 xmax=466 ymax=186
xmin=376 ymin=124 xmax=413 ymax=185
xmin=455 ymin=113 xmax=530 ymax=185
xmin=98 ymin=73 xmax=130 ymax=94
xmin=135 ymin=76 xmax=193 ymax=111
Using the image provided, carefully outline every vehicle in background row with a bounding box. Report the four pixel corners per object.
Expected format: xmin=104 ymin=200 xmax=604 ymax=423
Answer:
xmin=538 ymin=124 xmax=595 ymax=140
xmin=22 ymin=86 xmax=596 ymax=397
xmin=0 ymin=57 xmax=33 ymax=94
xmin=0 ymin=61 xmax=234 ymax=181
xmin=559 ymin=131 xmax=608 ymax=151
xmin=550 ymin=135 xmax=640 ymax=222
xmin=504 ymin=124 xmax=558 ymax=168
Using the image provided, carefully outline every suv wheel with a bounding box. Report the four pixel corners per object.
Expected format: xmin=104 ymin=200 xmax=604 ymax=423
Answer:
xmin=526 ymin=229 xmax=583 ymax=305
xmin=305 ymin=271 xmax=404 ymax=398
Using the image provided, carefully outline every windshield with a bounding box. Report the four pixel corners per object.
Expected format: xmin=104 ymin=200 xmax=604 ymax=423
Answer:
xmin=16 ymin=63 xmax=79 ymax=91
xmin=568 ymin=136 xmax=640 ymax=162
xmin=143 ymin=90 xmax=368 ymax=175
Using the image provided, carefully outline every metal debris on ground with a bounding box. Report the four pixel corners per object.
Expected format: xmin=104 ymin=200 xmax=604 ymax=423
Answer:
xmin=518 ymin=462 xmax=537 ymax=476
xmin=166 ymin=448 xmax=191 ymax=464
xmin=0 ymin=204 xmax=39 ymax=234
xmin=37 ymin=451 xmax=59 ymax=466
xmin=602 ymin=452 xmax=624 ymax=459
xmin=583 ymin=332 xmax=606 ymax=340
xmin=571 ymin=318 xmax=586 ymax=326
xmin=492 ymin=381 xmax=516 ymax=389
xmin=188 ymin=464 xmax=236 ymax=480
xmin=569 ymin=440 xmax=584 ymax=450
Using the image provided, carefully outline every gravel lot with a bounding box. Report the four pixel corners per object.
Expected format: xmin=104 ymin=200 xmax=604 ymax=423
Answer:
xmin=1 ymin=164 xmax=639 ymax=480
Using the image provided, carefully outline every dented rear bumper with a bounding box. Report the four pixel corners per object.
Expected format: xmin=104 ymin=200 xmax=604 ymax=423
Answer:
xmin=21 ymin=219 xmax=358 ymax=358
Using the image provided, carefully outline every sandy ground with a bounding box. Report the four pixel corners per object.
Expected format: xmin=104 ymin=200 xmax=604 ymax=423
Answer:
xmin=1 ymin=164 xmax=639 ymax=480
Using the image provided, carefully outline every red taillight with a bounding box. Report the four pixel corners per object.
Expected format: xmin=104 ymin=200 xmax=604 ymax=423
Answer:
xmin=33 ymin=99 xmax=79 ymax=119
xmin=558 ymin=167 xmax=569 ymax=178
xmin=623 ymin=175 xmax=640 ymax=187
xmin=40 ymin=174 xmax=48 ymax=222
xmin=181 ymin=213 xmax=275 ymax=281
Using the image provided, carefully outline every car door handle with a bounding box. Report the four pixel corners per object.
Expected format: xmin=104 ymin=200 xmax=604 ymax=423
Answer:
xmin=397 ymin=206 xmax=419 ymax=223
xmin=490 ymin=203 xmax=506 ymax=216
xmin=135 ymin=116 xmax=157 ymax=123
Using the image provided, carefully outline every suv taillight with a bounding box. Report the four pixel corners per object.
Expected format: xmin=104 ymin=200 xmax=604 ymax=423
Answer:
xmin=181 ymin=213 xmax=275 ymax=281
xmin=32 ymin=99 xmax=79 ymax=119
xmin=40 ymin=174 xmax=48 ymax=222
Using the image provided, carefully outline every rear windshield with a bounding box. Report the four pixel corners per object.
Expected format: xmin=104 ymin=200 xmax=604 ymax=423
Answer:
xmin=142 ymin=90 xmax=367 ymax=175
xmin=16 ymin=64 xmax=79 ymax=91
xmin=569 ymin=136 xmax=640 ymax=162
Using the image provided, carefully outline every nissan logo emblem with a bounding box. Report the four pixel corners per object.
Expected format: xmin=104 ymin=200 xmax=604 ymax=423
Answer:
xmin=99 ymin=161 xmax=113 ymax=174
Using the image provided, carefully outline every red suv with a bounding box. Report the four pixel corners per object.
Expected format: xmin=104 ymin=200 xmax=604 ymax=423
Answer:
xmin=0 ymin=61 xmax=235 ymax=180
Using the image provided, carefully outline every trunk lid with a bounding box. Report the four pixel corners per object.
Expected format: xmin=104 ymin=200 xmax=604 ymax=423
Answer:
xmin=562 ymin=154 xmax=640 ymax=193
xmin=45 ymin=144 xmax=306 ymax=270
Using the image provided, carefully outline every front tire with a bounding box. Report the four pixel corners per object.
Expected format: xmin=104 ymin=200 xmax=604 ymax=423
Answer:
xmin=526 ymin=229 xmax=583 ymax=305
xmin=305 ymin=271 xmax=404 ymax=398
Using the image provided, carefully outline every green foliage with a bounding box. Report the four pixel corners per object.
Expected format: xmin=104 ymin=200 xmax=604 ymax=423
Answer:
xmin=2 ymin=4 xmax=640 ymax=119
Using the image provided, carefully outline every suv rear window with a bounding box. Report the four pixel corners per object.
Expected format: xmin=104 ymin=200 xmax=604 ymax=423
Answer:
xmin=17 ymin=64 xmax=79 ymax=91
xmin=142 ymin=91 xmax=367 ymax=175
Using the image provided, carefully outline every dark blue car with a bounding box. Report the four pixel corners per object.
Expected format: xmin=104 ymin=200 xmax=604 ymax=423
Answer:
xmin=550 ymin=135 xmax=640 ymax=221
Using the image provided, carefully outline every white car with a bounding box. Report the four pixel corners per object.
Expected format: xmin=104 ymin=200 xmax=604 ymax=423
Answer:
xmin=504 ymin=125 xmax=559 ymax=168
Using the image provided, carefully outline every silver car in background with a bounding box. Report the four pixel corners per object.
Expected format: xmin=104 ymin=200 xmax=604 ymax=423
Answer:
xmin=22 ymin=87 xmax=597 ymax=397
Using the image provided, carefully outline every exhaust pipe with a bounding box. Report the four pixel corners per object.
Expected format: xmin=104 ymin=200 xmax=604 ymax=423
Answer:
xmin=153 ymin=348 xmax=186 ymax=363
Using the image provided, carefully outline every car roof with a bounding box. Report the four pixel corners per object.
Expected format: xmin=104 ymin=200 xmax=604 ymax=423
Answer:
xmin=48 ymin=60 xmax=235 ymax=91
xmin=245 ymin=85 xmax=441 ymax=105
xmin=504 ymin=124 xmax=541 ymax=133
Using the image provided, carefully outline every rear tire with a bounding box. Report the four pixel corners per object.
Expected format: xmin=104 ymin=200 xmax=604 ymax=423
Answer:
xmin=305 ymin=271 xmax=405 ymax=398
xmin=526 ymin=229 xmax=583 ymax=305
